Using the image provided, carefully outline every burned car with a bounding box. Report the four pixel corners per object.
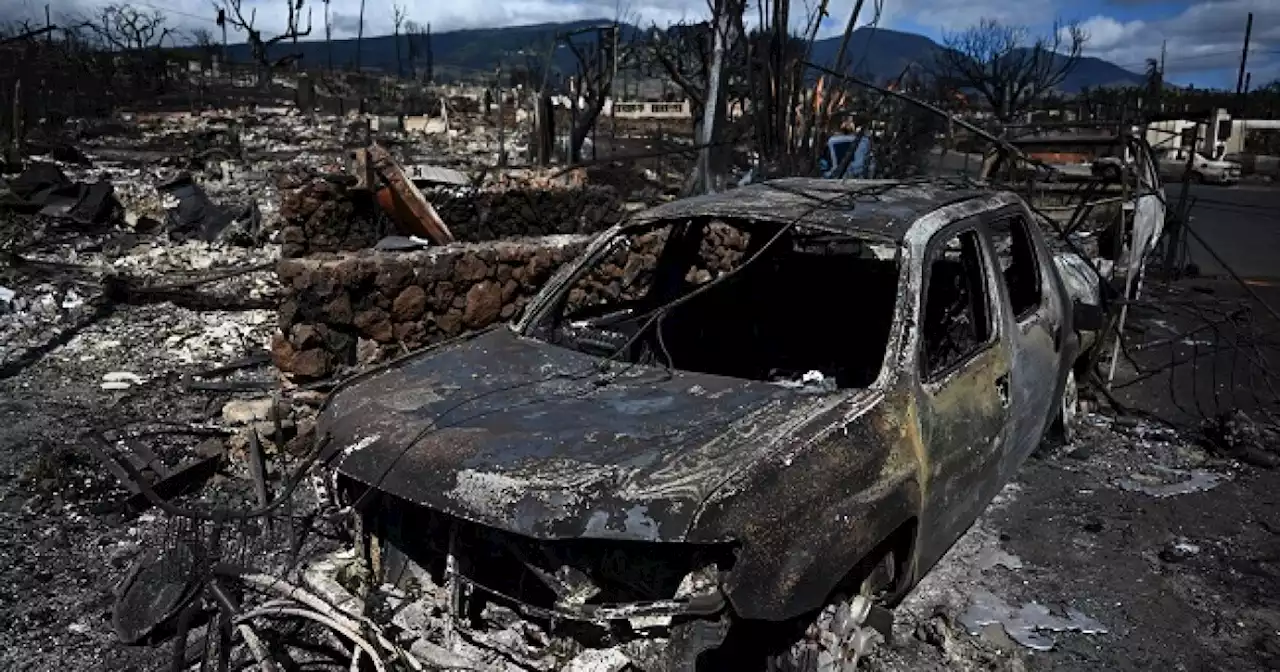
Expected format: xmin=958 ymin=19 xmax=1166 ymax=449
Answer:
xmin=313 ymin=178 xmax=1102 ymax=670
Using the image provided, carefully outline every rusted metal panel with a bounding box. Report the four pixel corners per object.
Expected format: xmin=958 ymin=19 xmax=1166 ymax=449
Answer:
xmin=367 ymin=142 xmax=455 ymax=244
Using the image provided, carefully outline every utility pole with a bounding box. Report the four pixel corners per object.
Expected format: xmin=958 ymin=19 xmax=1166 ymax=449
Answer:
xmin=610 ymin=24 xmax=618 ymax=153
xmin=324 ymin=0 xmax=332 ymax=71
xmin=426 ymin=23 xmax=433 ymax=82
xmin=356 ymin=0 xmax=366 ymax=71
xmin=1243 ymin=71 xmax=1252 ymax=116
xmin=1164 ymin=121 xmax=1201 ymax=276
xmin=1235 ymin=12 xmax=1253 ymax=97
xmin=496 ymin=62 xmax=506 ymax=166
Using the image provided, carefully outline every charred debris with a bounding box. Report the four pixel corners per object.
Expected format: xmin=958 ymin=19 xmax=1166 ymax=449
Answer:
xmin=1 ymin=15 xmax=1278 ymax=672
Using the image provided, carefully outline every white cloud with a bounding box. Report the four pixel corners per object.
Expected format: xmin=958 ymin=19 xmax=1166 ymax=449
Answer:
xmin=1070 ymin=15 xmax=1145 ymax=51
xmin=898 ymin=0 xmax=1059 ymax=33
xmin=1071 ymin=0 xmax=1280 ymax=84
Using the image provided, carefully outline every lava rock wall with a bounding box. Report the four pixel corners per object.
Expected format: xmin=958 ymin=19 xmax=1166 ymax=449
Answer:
xmin=278 ymin=179 xmax=395 ymax=259
xmin=273 ymin=236 xmax=590 ymax=378
xmin=277 ymin=178 xmax=624 ymax=259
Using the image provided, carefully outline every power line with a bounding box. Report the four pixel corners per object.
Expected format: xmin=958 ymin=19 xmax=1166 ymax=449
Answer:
xmin=1114 ymin=48 xmax=1280 ymax=71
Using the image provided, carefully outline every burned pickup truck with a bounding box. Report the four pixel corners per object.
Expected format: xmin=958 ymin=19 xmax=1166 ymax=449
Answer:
xmin=290 ymin=177 xmax=1106 ymax=670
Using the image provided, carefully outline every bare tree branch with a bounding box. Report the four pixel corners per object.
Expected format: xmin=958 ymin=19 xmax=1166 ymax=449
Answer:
xmin=83 ymin=4 xmax=172 ymax=52
xmin=564 ymin=23 xmax=622 ymax=163
xmin=930 ymin=18 xmax=1086 ymax=122
xmin=393 ymin=4 xmax=406 ymax=77
xmin=214 ymin=0 xmax=312 ymax=84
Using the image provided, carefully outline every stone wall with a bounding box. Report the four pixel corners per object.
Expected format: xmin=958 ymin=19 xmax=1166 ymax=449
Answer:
xmin=278 ymin=179 xmax=395 ymax=259
xmin=272 ymin=221 xmax=754 ymax=379
xmin=277 ymin=178 xmax=623 ymax=259
xmin=272 ymin=236 xmax=591 ymax=378
xmin=431 ymin=185 xmax=624 ymax=242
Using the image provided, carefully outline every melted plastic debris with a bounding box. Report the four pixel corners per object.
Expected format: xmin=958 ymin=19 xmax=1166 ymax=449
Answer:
xmin=959 ymin=589 xmax=1109 ymax=651
xmin=977 ymin=547 xmax=1024 ymax=572
xmin=1116 ymin=465 xmax=1225 ymax=498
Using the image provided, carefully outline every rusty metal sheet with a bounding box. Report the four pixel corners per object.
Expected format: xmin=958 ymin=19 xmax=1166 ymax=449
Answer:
xmin=368 ymin=143 xmax=455 ymax=244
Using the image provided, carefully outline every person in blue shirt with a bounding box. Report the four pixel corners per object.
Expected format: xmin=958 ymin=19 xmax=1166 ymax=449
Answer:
xmin=820 ymin=119 xmax=876 ymax=179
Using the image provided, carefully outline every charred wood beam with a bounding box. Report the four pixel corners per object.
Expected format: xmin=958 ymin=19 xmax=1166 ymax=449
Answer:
xmin=0 ymin=25 xmax=58 ymax=46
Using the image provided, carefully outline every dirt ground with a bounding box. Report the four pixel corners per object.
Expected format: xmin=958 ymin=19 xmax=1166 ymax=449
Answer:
xmin=1 ymin=255 xmax=1278 ymax=671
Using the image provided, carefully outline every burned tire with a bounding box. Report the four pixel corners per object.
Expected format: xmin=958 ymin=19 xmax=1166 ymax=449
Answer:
xmin=1048 ymin=369 xmax=1080 ymax=445
xmin=1099 ymin=164 xmax=1122 ymax=182
xmin=763 ymin=594 xmax=885 ymax=672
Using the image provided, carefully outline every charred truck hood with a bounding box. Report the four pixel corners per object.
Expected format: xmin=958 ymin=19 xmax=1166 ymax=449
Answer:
xmin=319 ymin=327 xmax=876 ymax=543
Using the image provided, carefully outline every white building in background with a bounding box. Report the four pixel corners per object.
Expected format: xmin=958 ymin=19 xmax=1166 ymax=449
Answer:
xmin=1147 ymin=108 xmax=1280 ymax=159
xmin=548 ymin=96 xmax=694 ymax=120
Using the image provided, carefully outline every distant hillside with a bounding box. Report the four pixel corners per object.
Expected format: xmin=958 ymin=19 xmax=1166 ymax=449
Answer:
xmin=221 ymin=21 xmax=1144 ymax=93
xmin=807 ymin=27 xmax=1145 ymax=91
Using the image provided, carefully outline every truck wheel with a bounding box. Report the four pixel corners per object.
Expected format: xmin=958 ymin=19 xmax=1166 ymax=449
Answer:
xmin=1193 ymin=171 xmax=1206 ymax=184
xmin=1100 ymin=164 xmax=1122 ymax=182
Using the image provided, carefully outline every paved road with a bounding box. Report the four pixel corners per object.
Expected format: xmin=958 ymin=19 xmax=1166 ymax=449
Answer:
xmin=1177 ymin=182 xmax=1280 ymax=280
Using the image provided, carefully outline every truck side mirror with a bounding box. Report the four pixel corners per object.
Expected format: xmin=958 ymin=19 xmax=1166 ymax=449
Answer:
xmin=1072 ymin=300 xmax=1105 ymax=332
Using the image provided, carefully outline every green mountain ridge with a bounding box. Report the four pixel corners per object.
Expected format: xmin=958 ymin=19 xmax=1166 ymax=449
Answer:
xmin=220 ymin=21 xmax=1145 ymax=93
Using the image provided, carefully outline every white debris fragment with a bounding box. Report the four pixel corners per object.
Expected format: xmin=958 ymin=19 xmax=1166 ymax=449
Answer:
xmin=60 ymin=289 xmax=84 ymax=310
xmin=959 ymin=589 xmax=1108 ymax=651
xmin=0 ymin=286 xmax=15 ymax=304
xmin=978 ymin=548 xmax=1024 ymax=572
xmin=627 ymin=615 xmax=672 ymax=629
xmin=1174 ymin=541 xmax=1201 ymax=555
xmin=564 ymin=647 xmax=630 ymax=672
xmin=1116 ymin=466 xmax=1225 ymax=498
xmin=101 ymin=371 xmax=144 ymax=390
xmin=772 ymin=369 xmax=838 ymax=393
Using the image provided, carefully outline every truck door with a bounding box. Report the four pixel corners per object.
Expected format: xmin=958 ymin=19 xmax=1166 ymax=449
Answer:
xmin=914 ymin=224 xmax=1012 ymax=568
xmin=983 ymin=209 xmax=1064 ymax=476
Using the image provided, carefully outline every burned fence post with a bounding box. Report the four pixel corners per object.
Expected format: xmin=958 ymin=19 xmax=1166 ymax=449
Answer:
xmin=10 ymin=78 xmax=21 ymax=164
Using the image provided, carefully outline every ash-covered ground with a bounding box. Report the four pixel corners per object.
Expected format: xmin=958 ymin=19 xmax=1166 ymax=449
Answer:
xmin=3 ymin=285 xmax=1277 ymax=672
xmin=2 ymin=110 xmax=1279 ymax=672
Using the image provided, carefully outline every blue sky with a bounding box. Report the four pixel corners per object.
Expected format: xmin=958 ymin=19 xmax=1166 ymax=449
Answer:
xmin=879 ymin=0 xmax=1278 ymax=89
xmin=4 ymin=0 xmax=1276 ymax=90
